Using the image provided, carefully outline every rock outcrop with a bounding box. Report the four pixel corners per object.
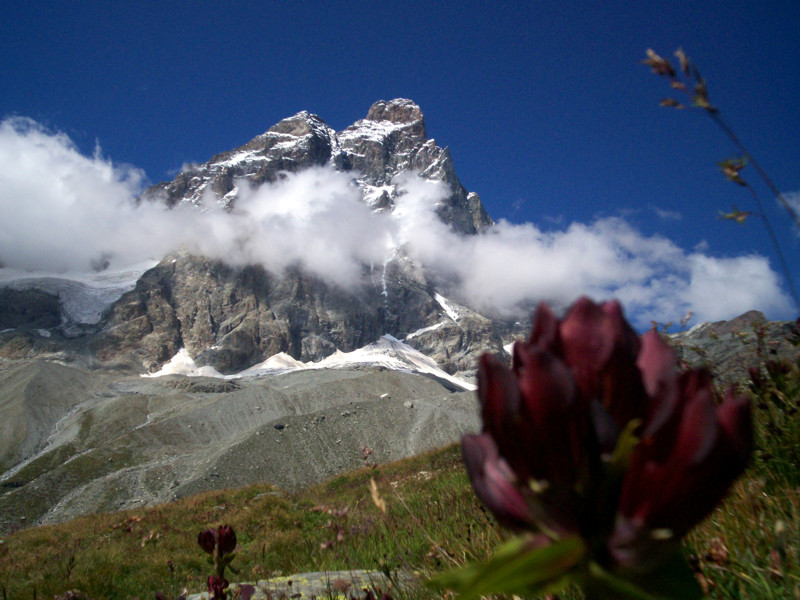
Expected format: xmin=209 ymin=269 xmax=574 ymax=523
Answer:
xmin=671 ymin=310 xmax=800 ymax=386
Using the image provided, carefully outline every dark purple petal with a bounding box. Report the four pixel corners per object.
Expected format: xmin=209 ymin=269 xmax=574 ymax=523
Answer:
xmin=590 ymin=399 xmax=620 ymax=454
xmin=514 ymin=343 xmax=580 ymax=485
xmin=671 ymin=389 xmax=719 ymax=465
xmin=617 ymin=380 xmax=751 ymax=540
xmin=477 ymin=351 xmax=534 ymax=481
xmin=559 ymin=298 xmax=615 ymax=399
xmin=198 ymin=529 xmax=216 ymax=554
xmin=637 ymin=330 xmax=678 ymax=416
xmin=462 ymin=434 xmax=531 ymax=529
xmin=595 ymin=301 xmax=645 ymax=426
xmin=717 ymin=390 xmax=752 ymax=462
xmin=217 ymin=525 xmax=237 ymax=555
xmin=618 ymin=389 xmax=717 ymax=528
xmin=643 ymin=368 xmax=713 ymax=462
xmin=557 ymin=298 xmax=644 ymax=427
xmin=477 ymin=352 xmax=521 ymax=443
xmin=528 ymin=301 xmax=561 ymax=354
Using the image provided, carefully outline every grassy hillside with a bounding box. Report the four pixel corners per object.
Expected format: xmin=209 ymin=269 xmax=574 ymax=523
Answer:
xmin=1 ymin=326 xmax=799 ymax=600
xmin=0 ymin=444 xmax=493 ymax=599
xmin=1 ymin=417 xmax=798 ymax=600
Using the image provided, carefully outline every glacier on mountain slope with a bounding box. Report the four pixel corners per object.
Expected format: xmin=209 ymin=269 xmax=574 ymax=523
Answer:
xmin=0 ymin=260 xmax=157 ymax=325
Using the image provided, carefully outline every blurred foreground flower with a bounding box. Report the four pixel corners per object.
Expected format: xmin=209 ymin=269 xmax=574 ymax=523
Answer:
xmin=430 ymin=297 xmax=751 ymax=600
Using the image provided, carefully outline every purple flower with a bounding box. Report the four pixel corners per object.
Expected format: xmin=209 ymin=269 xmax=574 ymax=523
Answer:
xmin=216 ymin=525 xmax=237 ymax=556
xmin=463 ymin=297 xmax=751 ymax=574
xmin=198 ymin=528 xmax=217 ymax=554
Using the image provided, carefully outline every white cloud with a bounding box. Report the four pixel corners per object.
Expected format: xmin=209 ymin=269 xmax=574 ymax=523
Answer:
xmin=195 ymin=168 xmax=393 ymax=289
xmin=388 ymin=177 xmax=793 ymax=327
xmin=652 ymin=206 xmax=683 ymax=221
xmin=0 ymin=117 xmax=180 ymax=271
xmin=403 ymin=210 xmax=793 ymax=327
xmin=684 ymin=253 xmax=791 ymax=321
xmin=0 ymin=117 xmax=793 ymax=329
xmin=0 ymin=118 xmax=390 ymax=288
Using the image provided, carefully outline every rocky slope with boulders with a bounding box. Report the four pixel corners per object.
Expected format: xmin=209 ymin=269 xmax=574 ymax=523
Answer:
xmin=1 ymin=308 xmax=797 ymax=535
xmin=0 ymin=359 xmax=479 ymax=534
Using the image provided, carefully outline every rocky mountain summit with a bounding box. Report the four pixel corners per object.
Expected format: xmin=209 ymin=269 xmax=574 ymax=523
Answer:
xmin=143 ymin=98 xmax=491 ymax=235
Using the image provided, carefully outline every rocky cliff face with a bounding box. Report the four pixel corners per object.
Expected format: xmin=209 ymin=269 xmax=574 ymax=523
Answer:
xmin=92 ymin=249 xmax=504 ymax=375
xmin=92 ymin=99 xmax=503 ymax=374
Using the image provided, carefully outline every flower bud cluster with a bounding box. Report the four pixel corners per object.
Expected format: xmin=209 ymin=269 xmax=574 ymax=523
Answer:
xmin=197 ymin=525 xmax=238 ymax=600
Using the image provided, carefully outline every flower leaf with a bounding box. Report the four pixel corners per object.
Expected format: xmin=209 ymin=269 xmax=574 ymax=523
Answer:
xmin=427 ymin=534 xmax=586 ymax=600
xmin=609 ymin=419 xmax=641 ymax=472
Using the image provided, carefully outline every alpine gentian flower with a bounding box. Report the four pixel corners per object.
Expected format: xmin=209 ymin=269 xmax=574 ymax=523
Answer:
xmin=461 ymin=297 xmax=751 ymax=590
xmin=198 ymin=525 xmax=237 ymax=556
xmin=198 ymin=528 xmax=217 ymax=554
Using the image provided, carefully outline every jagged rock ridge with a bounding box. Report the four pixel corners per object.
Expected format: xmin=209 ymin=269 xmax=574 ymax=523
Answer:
xmin=143 ymin=98 xmax=492 ymax=235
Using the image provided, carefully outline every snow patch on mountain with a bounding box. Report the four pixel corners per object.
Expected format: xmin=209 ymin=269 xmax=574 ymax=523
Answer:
xmin=337 ymin=119 xmax=408 ymax=145
xmin=435 ymin=293 xmax=461 ymax=323
xmin=144 ymin=335 xmax=476 ymax=391
xmin=405 ymin=321 xmax=446 ymax=340
xmin=238 ymin=352 xmax=308 ymax=374
xmin=312 ymin=335 xmax=475 ymax=390
xmin=142 ymin=349 xmax=225 ymax=378
xmin=214 ymin=150 xmax=270 ymax=169
xmin=358 ymin=180 xmax=395 ymax=208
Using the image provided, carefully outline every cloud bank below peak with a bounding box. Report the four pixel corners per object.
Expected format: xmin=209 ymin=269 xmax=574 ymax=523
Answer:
xmin=0 ymin=117 xmax=793 ymax=329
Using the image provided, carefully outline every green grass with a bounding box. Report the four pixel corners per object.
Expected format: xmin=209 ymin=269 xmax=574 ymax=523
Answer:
xmin=1 ymin=366 xmax=798 ymax=600
xmin=0 ymin=445 xmax=503 ymax=599
xmin=685 ymin=359 xmax=800 ymax=599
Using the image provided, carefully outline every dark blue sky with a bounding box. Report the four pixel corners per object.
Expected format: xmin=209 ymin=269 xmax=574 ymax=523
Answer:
xmin=2 ymin=1 xmax=799 ymax=322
